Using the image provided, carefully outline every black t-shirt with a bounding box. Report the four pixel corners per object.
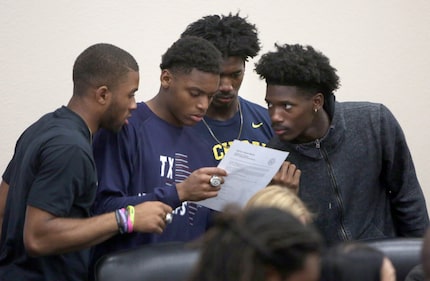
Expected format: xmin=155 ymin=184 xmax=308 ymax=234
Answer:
xmin=0 ymin=106 xmax=97 ymax=281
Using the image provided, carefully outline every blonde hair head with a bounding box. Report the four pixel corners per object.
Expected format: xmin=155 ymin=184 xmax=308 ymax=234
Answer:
xmin=245 ymin=185 xmax=313 ymax=224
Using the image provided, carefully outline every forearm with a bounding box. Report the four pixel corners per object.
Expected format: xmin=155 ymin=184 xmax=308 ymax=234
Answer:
xmin=93 ymin=187 xmax=181 ymax=214
xmin=24 ymin=207 xmax=118 ymax=256
xmin=380 ymin=104 xmax=429 ymax=235
xmin=392 ymin=182 xmax=429 ymax=236
xmin=388 ymin=150 xmax=429 ymax=235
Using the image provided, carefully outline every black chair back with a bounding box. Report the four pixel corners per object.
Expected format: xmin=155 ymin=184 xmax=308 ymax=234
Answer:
xmin=94 ymin=242 xmax=200 ymax=281
xmin=365 ymin=238 xmax=423 ymax=281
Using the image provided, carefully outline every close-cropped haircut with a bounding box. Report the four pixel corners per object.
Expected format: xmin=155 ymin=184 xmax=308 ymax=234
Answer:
xmin=255 ymin=43 xmax=339 ymax=95
xmin=320 ymin=242 xmax=386 ymax=281
xmin=72 ymin=43 xmax=138 ymax=96
xmin=159 ymin=36 xmax=222 ymax=75
xmin=188 ymin=206 xmax=322 ymax=281
xmin=180 ymin=13 xmax=260 ymax=61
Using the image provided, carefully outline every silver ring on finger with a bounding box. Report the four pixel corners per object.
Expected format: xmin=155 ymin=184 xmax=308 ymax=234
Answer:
xmin=209 ymin=175 xmax=222 ymax=187
xmin=165 ymin=213 xmax=173 ymax=224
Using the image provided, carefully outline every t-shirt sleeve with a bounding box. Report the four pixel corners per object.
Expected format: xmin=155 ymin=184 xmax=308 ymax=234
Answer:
xmin=2 ymin=158 xmax=14 ymax=184
xmin=3 ymin=132 xmax=24 ymax=184
xmin=27 ymin=143 xmax=93 ymax=217
xmin=91 ymin=126 xmax=180 ymax=215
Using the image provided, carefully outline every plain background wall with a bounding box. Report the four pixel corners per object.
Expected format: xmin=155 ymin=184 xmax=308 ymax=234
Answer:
xmin=1 ymin=1 xmax=430 ymax=211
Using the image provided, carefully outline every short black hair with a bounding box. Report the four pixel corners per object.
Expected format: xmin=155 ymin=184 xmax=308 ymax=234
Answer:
xmin=181 ymin=13 xmax=260 ymax=61
xmin=255 ymin=43 xmax=340 ymax=95
xmin=160 ymin=36 xmax=222 ymax=75
xmin=73 ymin=43 xmax=139 ymax=96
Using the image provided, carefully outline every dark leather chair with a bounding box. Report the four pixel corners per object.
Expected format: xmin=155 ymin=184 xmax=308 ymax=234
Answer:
xmin=94 ymin=238 xmax=423 ymax=281
xmin=365 ymin=238 xmax=423 ymax=281
xmin=94 ymin=242 xmax=200 ymax=281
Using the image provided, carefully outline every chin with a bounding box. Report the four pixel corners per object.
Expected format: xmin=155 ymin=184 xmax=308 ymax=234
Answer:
xmin=108 ymin=123 xmax=124 ymax=133
xmin=278 ymin=134 xmax=296 ymax=142
xmin=184 ymin=121 xmax=197 ymax=127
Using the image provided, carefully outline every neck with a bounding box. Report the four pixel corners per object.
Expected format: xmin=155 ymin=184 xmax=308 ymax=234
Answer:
xmin=205 ymin=97 xmax=239 ymax=121
xmin=296 ymin=110 xmax=331 ymax=144
xmin=146 ymin=94 xmax=181 ymax=127
xmin=67 ymin=96 xmax=98 ymax=134
xmin=146 ymin=96 xmax=163 ymax=118
xmin=202 ymin=101 xmax=243 ymax=144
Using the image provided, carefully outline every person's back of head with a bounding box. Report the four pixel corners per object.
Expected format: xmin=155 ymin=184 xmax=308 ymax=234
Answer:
xmin=73 ymin=43 xmax=139 ymax=97
xmin=245 ymin=185 xmax=313 ymax=224
xmin=159 ymin=36 xmax=222 ymax=75
xmin=189 ymin=206 xmax=322 ymax=281
xmin=320 ymin=241 xmax=396 ymax=281
xmin=254 ymin=43 xmax=340 ymax=119
xmin=180 ymin=12 xmax=260 ymax=61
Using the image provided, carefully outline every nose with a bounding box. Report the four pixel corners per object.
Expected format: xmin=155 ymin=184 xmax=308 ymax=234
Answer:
xmin=130 ymin=97 xmax=137 ymax=111
xmin=219 ymin=76 xmax=233 ymax=92
xmin=270 ymin=106 xmax=284 ymax=123
xmin=196 ymin=96 xmax=210 ymax=112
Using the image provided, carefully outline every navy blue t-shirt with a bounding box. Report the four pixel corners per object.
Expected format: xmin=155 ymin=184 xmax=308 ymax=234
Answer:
xmin=191 ymin=97 xmax=273 ymax=162
xmin=0 ymin=106 xmax=97 ymax=281
xmin=90 ymin=102 xmax=218 ymax=269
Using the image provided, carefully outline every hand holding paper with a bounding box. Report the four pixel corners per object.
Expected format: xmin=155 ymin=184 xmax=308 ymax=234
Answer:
xmin=196 ymin=140 xmax=289 ymax=211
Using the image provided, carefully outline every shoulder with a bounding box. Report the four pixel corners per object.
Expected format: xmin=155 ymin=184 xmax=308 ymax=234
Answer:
xmin=128 ymin=102 xmax=153 ymax=126
xmin=338 ymin=101 xmax=383 ymax=111
xmin=239 ymin=97 xmax=271 ymax=120
xmin=94 ymin=102 xmax=150 ymax=145
xmin=336 ymin=101 xmax=393 ymax=120
xmin=240 ymin=97 xmax=267 ymax=112
xmin=34 ymin=137 xmax=94 ymax=178
xmin=32 ymin=114 xmax=91 ymax=153
xmin=335 ymin=101 xmax=401 ymax=133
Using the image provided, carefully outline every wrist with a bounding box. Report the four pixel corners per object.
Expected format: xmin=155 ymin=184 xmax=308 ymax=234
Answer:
xmin=175 ymin=182 xmax=187 ymax=202
xmin=115 ymin=206 xmax=135 ymax=234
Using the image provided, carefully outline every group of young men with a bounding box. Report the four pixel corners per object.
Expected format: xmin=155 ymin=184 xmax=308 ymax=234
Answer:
xmin=0 ymin=13 xmax=428 ymax=281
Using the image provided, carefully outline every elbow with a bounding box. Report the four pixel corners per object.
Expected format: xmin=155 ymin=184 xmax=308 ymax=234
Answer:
xmin=23 ymin=231 xmax=50 ymax=257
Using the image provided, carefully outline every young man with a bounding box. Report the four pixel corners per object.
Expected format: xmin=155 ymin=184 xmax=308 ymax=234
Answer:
xmin=255 ymin=43 xmax=429 ymax=244
xmin=181 ymin=13 xmax=299 ymax=190
xmin=0 ymin=43 xmax=172 ymax=281
xmin=89 ymin=36 xmax=227 ymax=274
xmin=180 ymin=13 xmax=274 ymax=162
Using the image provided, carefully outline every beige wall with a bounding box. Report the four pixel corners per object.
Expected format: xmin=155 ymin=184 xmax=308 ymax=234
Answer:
xmin=1 ymin=0 xmax=429 ymax=211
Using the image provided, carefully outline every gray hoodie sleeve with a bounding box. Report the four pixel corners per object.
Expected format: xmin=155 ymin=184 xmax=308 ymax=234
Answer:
xmin=380 ymin=104 xmax=429 ymax=236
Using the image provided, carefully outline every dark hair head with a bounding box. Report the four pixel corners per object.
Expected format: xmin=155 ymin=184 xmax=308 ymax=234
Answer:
xmin=255 ymin=43 xmax=339 ymax=94
xmin=181 ymin=13 xmax=260 ymax=62
xmin=320 ymin=242 xmax=385 ymax=281
xmin=160 ymin=36 xmax=222 ymax=75
xmin=72 ymin=43 xmax=138 ymax=96
xmin=189 ymin=206 xmax=322 ymax=281
xmin=255 ymin=43 xmax=340 ymax=118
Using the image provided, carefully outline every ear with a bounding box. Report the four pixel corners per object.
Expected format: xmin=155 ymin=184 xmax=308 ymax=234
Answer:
xmin=160 ymin=69 xmax=173 ymax=89
xmin=312 ymin=92 xmax=325 ymax=112
xmin=95 ymin=86 xmax=111 ymax=105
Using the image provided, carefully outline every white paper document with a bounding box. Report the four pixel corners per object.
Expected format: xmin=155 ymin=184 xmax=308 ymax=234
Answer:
xmin=196 ymin=140 xmax=289 ymax=211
